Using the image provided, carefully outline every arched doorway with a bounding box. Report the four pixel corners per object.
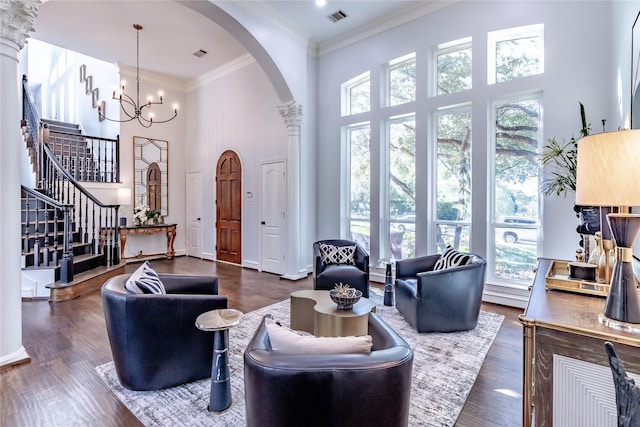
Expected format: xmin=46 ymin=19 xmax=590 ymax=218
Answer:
xmin=216 ymin=150 xmax=242 ymax=264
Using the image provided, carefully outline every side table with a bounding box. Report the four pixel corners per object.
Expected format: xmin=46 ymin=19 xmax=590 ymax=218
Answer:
xmin=290 ymin=290 xmax=376 ymax=337
xmin=195 ymin=308 xmax=243 ymax=413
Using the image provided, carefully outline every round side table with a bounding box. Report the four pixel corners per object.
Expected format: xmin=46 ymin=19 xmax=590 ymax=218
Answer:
xmin=195 ymin=308 xmax=243 ymax=413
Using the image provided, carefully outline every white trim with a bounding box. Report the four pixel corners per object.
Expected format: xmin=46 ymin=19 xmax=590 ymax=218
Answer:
xmin=482 ymin=282 xmax=530 ymax=309
xmin=318 ymin=1 xmax=459 ymax=56
xmin=0 ymin=346 xmax=30 ymax=367
xmin=187 ymin=53 xmax=256 ymax=92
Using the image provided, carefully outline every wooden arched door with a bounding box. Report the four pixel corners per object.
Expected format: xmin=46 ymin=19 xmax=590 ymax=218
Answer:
xmin=216 ymin=150 xmax=242 ymax=264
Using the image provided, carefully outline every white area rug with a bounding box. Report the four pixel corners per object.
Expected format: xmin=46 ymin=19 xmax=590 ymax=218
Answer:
xmin=96 ymin=290 xmax=504 ymax=426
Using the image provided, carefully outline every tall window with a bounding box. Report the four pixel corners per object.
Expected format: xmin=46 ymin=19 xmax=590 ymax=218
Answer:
xmin=434 ymin=38 xmax=472 ymax=95
xmin=342 ymin=71 xmax=370 ymax=116
xmin=387 ymin=114 xmax=416 ymax=261
xmin=434 ymin=107 xmax=472 ymax=253
xmin=488 ymin=24 xmax=544 ymax=84
xmin=385 ymin=53 xmax=416 ymax=107
xmin=491 ymin=95 xmax=542 ymax=282
xmin=347 ymin=124 xmax=371 ymax=251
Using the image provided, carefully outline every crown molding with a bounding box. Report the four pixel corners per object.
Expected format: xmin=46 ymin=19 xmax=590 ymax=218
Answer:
xmin=318 ymin=1 xmax=459 ymax=56
xmin=186 ymin=53 xmax=256 ymax=91
xmin=117 ymin=63 xmax=187 ymax=92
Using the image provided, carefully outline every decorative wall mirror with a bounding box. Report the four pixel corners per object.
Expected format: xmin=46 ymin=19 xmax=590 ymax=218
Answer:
xmin=133 ymin=136 xmax=168 ymax=216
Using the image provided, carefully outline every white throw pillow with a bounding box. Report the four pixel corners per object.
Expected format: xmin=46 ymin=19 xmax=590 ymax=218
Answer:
xmin=125 ymin=261 xmax=166 ymax=294
xmin=319 ymin=243 xmax=356 ymax=265
xmin=433 ymin=246 xmax=472 ymax=271
xmin=264 ymin=317 xmax=372 ymax=354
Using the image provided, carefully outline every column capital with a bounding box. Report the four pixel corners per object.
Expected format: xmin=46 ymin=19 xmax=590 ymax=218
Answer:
xmin=0 ymin=0 xmax=40 ymax=49
xmin=278 ymin=101 xmax=303 ymax=128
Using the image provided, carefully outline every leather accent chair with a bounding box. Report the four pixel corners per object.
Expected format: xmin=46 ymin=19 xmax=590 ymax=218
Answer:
xmin=244 ymin=313 xmax=413 ymax=427
xmin=101 ymin=273 xmax=228 ymax=391
xmin=313 ymin=239 xmax=370 ymax=298
xmin=395 ymin=254 xmax=487 ymax=333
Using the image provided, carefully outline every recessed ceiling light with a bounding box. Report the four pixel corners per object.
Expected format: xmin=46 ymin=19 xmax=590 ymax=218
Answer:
xmin=315 ymin=0 xmax=326 ymax=6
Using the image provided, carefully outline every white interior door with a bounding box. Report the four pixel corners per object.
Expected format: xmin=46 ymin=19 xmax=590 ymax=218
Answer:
xmin=261 ymin=161 xmax=286 ymax=274
xmin=186 ymin=171 xmax=202 ymax=258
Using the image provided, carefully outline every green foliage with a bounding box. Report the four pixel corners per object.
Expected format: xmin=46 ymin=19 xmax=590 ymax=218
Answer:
xmin=539 ymin=102 xmax=591 ymax=198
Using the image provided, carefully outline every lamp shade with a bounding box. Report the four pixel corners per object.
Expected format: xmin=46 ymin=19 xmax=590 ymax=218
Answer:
xmin=575 ymin=129 xmax=640 ymax=207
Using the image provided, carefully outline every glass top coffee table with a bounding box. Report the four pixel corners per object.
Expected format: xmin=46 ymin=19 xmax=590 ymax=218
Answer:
xmin=195 ymin=308 xmax=243 ymax=413
xmin=289 ymin=290 xmax=376 ymax=337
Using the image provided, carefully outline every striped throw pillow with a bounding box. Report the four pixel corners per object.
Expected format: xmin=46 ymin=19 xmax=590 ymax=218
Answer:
xmin=433 ymin=246 xmax=472 ymax=271
xmin=125 ymin=261 xmax=166 ymax=294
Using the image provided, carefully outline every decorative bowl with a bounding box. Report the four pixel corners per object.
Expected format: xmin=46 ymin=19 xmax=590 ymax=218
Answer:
xmin=329 ymin=288 xmax=362 ymax=310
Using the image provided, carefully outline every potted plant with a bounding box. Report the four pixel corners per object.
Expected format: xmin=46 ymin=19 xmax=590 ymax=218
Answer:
xmin=539 ymin=102 xmax=591 ymax=198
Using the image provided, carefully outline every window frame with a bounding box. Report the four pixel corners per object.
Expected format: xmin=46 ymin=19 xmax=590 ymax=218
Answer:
xmin=431 ymin=37 xmax=473 ymax=97
xmin=487 ymin=24 xmax=544 ymax=85
xmin=341 ymin=71 xmax=371 ymax=117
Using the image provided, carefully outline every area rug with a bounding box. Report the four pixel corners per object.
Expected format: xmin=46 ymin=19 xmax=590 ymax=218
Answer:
xmin=96 ymin=290 xmax=504 ymax=426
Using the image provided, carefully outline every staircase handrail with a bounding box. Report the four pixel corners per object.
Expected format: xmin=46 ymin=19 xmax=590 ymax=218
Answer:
xmin=21 ymin=185 xmax=73 ymax=210
xmin=22 ymin=75 xmax=43 ymax=184
xmin=46 ymin=129 xmax=119 ymax=144
xmin=42 ymin=143 xmax=119 ymax=209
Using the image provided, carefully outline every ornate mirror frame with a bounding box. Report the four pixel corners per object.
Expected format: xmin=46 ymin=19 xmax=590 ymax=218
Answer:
xmin=133 ymin=136 xmax=168 ymax=216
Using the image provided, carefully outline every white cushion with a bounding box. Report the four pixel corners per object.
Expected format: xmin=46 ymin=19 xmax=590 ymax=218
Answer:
xmin=319 ymin=243 xmax=356 ymax=265
xmin=125 ymin=261 xmax=166 ymax=294
xmin=433 ymin=246 xmax=472 ymax=271
xmin=264 ymin=318 xmax=372 ymax=354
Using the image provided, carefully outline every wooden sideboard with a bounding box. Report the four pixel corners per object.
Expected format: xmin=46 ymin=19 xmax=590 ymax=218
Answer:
xmin=100 ymin=224 xmax=176 ymax=262
xmin=520 ymin=258 xmax=640 ymax=427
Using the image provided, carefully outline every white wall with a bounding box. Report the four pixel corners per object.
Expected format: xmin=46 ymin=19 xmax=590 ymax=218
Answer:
xmin=316 ymin=1 xmax=619 ymax=269
xmin=115 ymin=66 xmax=187 ymax=257
xmin=185 ymin=59 xmax=288 ymax=266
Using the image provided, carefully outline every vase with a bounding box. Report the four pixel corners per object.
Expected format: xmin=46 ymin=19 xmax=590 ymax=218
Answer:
xmin=146 ymin=218 xmax=155 ymax=225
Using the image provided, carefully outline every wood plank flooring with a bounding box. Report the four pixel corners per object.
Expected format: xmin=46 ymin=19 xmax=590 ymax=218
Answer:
xmin=1 ymin=257 xmax=523 ymax=426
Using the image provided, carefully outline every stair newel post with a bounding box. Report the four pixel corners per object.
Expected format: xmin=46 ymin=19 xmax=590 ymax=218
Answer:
xmin=52 ymin=207 xmax=59 ymax=266
xmin=33 ymin=199 xmax=40 ymax=267
xmin=60 ymin=205 xmax=74 ymax=284
xmin=83 ymin=195 xmax=89 ymax=244
xmin=23 ymin=193 xmax=30 ymax=254
xmin=42 ymin=203 xmax=50 ymax=267
xmin=112 ymin=206 xmax=120 ymax=265
xmin=90 ymin=204 xmax=96 ymax=254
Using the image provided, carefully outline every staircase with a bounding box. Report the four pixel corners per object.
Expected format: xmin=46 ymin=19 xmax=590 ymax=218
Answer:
xmin=21 ymin=75 xmax=124 ymax=302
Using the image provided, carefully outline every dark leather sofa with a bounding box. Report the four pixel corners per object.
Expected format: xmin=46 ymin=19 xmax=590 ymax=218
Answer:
xmin=313 ymin=239 xmax=370 ymax=297
xmin=395 ymin=253 xmax=487 ymax=333
xmin=244 ymin=313 xmax=414 ymax=427
xmin=101 ymin=273 xmax=227 ymax=391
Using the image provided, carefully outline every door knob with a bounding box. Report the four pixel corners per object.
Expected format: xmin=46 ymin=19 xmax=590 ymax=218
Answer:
xmin=197 ymin=217 xmax=201 ymax=221
xmin=261 ymin=221 xmax=266 ymax=225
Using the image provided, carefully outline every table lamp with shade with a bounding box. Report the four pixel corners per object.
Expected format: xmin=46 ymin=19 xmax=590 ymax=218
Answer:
xmin=575 ymin=129 xmax=640 ymax=331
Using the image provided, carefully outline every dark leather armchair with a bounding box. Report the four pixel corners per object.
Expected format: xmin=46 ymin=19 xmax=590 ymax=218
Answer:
xmin=101 ymin=273 xmax=228 ymax=391
xmin=313 ymin=239 xmax=370 ymax=297
xmin=244 ymin=313 xmax=413 ymax=427
xmin=395 ymin=253 xmax=487 ymax=333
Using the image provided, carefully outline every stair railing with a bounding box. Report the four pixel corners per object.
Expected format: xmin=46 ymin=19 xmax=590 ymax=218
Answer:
xmin=21 ymin=75 xmax=121 ymax=283
xmin=21 ymin=186 xmax=74 ymax=281
xmin=41 ymin=142 xmax=121 ymax=272
xmin=22 ymin=75 xmax=120 ymax=184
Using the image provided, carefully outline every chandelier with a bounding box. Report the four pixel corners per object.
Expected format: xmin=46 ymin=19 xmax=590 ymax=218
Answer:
xmin=98 ymin=24 xmax=177 ymax=128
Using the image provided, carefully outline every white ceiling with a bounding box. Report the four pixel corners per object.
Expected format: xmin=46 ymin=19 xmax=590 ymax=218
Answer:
xmin=33 ymin=0 xmax=448 ymax=84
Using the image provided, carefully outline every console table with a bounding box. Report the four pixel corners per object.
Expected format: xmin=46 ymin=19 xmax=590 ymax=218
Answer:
xmin=520 ymin=258 xmax=640 ymax=427
xmin=115 ymin=224 xmax=176 ymax=262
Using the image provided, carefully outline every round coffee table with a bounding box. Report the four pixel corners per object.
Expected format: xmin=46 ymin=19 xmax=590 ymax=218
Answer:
xmin=195 ymin=308 xmax=243 ymax=413
xmin=290 ymin=290 xmax=376 ymax=337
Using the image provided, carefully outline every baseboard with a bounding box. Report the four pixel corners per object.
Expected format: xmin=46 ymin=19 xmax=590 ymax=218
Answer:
xmin=482 ymin=283 xmax=529 ymax=309
xmin=0 ymin=346 xmax=31 ymax=368
xmin=242 ymin=260 xmax=259 ymax=270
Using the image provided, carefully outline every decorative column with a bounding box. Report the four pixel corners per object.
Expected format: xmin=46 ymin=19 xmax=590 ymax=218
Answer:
xmin=278 ymin=101 xmax=306 ymax=280
xmin=0 ymin=0 xmax=40 ymax=366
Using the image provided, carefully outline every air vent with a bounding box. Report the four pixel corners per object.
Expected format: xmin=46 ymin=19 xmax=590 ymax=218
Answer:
xmin=193 ymin=49 xmax=208 ymax=58
xmin=327 ymin=9 xmax=347 ymax=23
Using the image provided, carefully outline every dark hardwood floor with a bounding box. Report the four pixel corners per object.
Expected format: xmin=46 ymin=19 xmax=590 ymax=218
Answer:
xmin=1 ymin=257 xmax=523 ymax=426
